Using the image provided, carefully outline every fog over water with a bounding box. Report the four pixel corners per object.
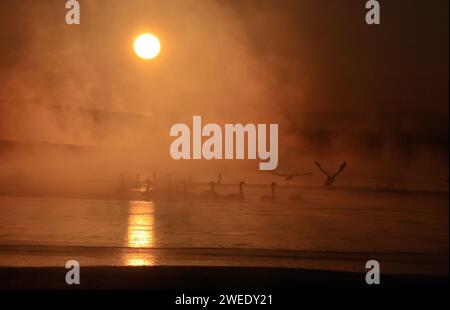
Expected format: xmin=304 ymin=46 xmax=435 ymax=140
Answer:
xmin=0 ymin=0 xmax=448 ymax=192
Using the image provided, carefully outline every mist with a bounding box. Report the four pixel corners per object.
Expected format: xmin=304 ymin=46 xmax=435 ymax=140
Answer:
xmin=0 ymin=0 xmax=448 ymax=196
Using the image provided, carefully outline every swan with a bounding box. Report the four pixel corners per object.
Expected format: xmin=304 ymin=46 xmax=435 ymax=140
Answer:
xmin=260 ymin=182 xmax=277 ymax=202
xmin=142 ymin=174 xmax=173 ymax=201
xmin=145 ymin=178 xmax=151 ymax=192
xmin=221 ymin=181 xmax=246 ymax=201
xmin=141 ymin=178 xmax=156 ymax=200
xmin=197 ymin=181 xmax=220 ymax=201
xmin=178 ymin=180 xmax=197 ymax=201
xmin=315 ymin=161 xmax=347 ymax=186
xmin=217 ymin=174 xmax=222 ymax=185
xmin=115 ymin=173 xmax=138 ymax=200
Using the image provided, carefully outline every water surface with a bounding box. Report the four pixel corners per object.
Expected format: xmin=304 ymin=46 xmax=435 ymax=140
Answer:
xmin=0 ymin=186 xmax=447 ymax=274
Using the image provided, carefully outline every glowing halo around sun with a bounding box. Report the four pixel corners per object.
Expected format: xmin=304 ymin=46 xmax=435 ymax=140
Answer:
xmin=133 ymin=33 xmax=161 ymax=60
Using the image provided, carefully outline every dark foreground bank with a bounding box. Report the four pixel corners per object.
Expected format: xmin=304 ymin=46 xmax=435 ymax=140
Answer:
xmin=0 ymin=266 xmax=447 ymax=290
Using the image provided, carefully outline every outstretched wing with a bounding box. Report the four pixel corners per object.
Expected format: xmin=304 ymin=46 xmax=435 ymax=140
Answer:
xmin=315 ymin=161 xmax=331 ymax=177
xmin=333 ymin=162 xmax=347 ymax=178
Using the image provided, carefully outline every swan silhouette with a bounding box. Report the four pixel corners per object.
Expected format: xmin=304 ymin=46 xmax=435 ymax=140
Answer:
xmin=142 ymin=174 xmax=173 ymax=201
xmin=197 ymin=181 xmax=220 ymax=201
xmin=178 ymin=180 xmax=198 ymax=201
xmin=145 ymin=178 xmax=152 ymax=192
xmin=315 ymin=161 xmax=347 ymax=186
xmin=260 ymin=182 xmax=277 ymax=202
xmin=221 ymin=181 xmax=246 ymax=201
xmin=141 ymin=178 xmax=155 ymax=200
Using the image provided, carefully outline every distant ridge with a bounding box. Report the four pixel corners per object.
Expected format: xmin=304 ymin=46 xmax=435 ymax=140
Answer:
xmin=0 ymin=99 xmax=153 ymax=120
xmin=0 ymin=139 xmax=121 ymax=153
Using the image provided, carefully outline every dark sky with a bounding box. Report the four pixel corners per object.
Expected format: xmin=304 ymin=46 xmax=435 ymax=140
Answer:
xmin=224 ymin=0 xmax=448 ymax=113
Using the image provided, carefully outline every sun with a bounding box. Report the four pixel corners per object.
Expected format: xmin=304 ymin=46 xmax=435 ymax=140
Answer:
xmin=133 ymin=33 xmax=161 ymax=60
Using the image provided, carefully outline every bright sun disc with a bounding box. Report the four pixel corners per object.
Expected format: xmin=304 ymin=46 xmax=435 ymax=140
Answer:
xmin=134 ymin=33 xmax=161 ymax=60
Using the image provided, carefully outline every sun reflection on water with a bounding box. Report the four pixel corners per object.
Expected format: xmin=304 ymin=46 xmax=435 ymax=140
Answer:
xmin=125 ymin=200 xmax=155 ymax=266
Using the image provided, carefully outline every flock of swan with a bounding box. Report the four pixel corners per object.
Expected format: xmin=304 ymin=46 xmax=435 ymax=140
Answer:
xmin=116 ymin=161 xmax=347 ymax=203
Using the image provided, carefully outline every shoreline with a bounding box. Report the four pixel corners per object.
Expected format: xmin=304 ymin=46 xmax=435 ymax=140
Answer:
xmin=0 ymin=266 xmax=448 ymax=290
xmin=0 ymin=184 xmax=448 ymax=203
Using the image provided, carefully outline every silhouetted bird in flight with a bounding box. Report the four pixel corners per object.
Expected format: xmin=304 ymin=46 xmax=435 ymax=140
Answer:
xmin=315 ymin=161 xmax=347 ymax=186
